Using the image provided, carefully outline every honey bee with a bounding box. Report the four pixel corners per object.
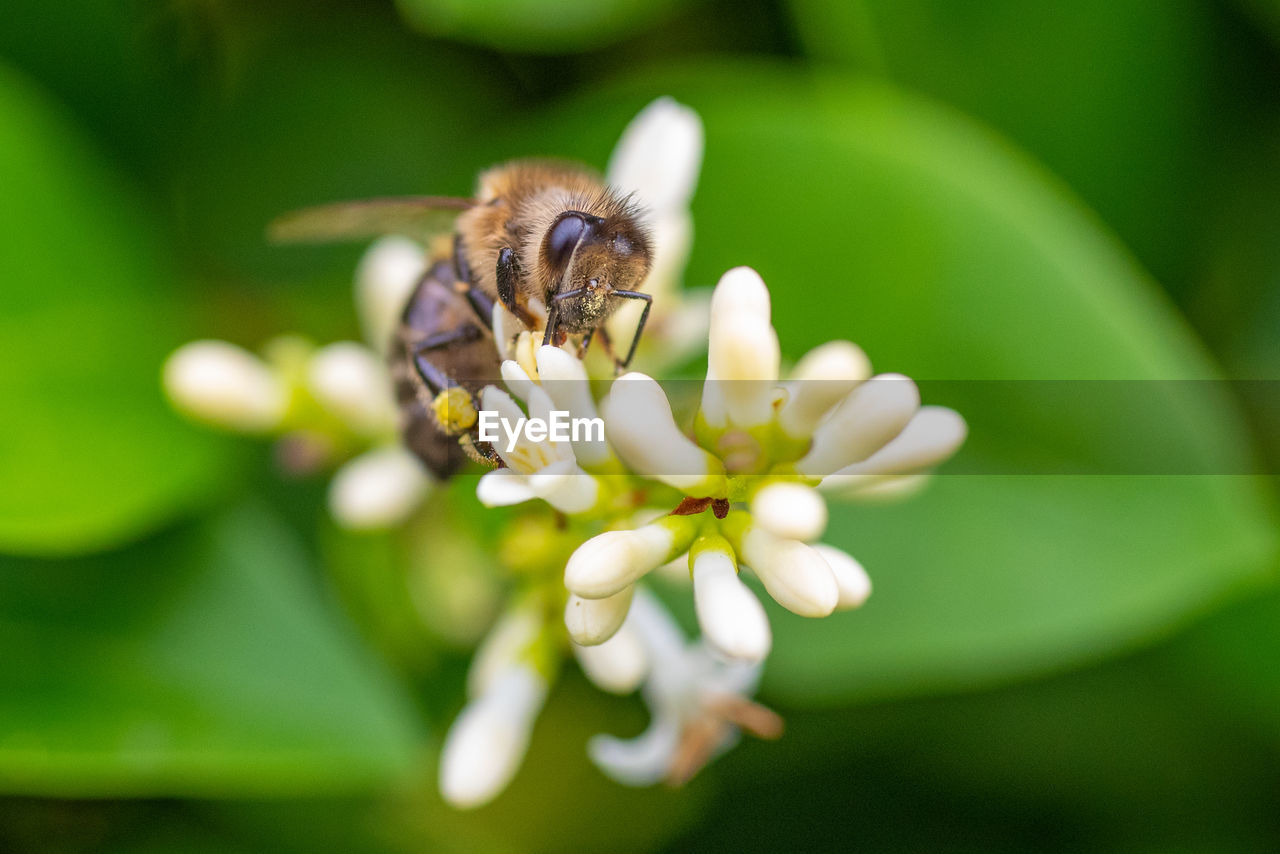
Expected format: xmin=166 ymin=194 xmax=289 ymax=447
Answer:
xmin=271 ymin=160 xmax=654 ymax=478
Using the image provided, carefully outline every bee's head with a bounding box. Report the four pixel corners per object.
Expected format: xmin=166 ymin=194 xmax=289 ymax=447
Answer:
xmin=541 ymin=210 xmax=652 ymax=333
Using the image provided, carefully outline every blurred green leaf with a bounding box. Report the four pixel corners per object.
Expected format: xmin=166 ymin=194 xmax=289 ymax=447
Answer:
xmin=0 ymin=505 xmax=425 ymax=797
xmin=170 ymin=8 xmax=512 ymax=287
xmin=195 ymin=673 xmax=709 ymax=854
xmin=672 ymin=641 xmax=1280 ymax=854
xmin=394 ymin=0 xmax=697 ymax=53
xmin=1164 ymin=585 xmax=1280 ymax=750
xmin=0 ymin=65 xmax=230 ymax=555
xmin=488 ymin=62 xmax=1278 ymax=701
xmin=784 ymin=0 xmax=1219 ymax=296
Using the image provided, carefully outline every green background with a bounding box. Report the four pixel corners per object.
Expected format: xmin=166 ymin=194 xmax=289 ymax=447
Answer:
xmin=2 ymin=0 xmax=1279 ymax=850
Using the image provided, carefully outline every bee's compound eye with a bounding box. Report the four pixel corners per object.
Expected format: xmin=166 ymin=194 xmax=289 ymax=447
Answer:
xmin=545 ymin=213 xmax=587 ymax=271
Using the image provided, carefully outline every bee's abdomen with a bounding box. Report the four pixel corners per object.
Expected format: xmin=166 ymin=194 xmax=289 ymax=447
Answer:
xmin=390 ymin=260 xmax=502 ymax=479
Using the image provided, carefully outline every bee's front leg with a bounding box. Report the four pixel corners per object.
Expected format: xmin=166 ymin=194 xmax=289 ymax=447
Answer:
xmin=496 ymin=247 xmax=540 ymax=329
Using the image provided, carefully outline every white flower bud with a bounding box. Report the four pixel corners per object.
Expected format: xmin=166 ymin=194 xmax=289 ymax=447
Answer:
xmin=705 ymin=267 xmax=779 ymax=429
xmin=564 ymin=518 xmax=697 ymax=600
xmin=833 ymin=472 xmax=931 ymax=501
xmin=736 ymin=524 xmax=838 ymax=617
xmin=164 ymin=340 xmax=287 ymax=433
xmin=468 ymin=604 xmax=542 ymax=697
xmin=355 ymin=236 xmax=425 ymax=352
xmin=796 ymin=373 xmax=920 ymax=478
xmin=603 ymin=373 xmax=726 ymax=495
xmin=777 ymin=340 xmax=871 ymax=439
xmin=327 ymin=446 xmax=431 ymax=529
xmin=823 ymin=406 xmax=967 ymax=484
xmin=811 ymin=544 xmax=872 ymax=610
xmin=565 ymin=585 xmax=635 ymax=646
xmin=606 ymin=97 xmax=703 ymax=215
xmin=692 ymin=548 xmax=771 ymax=663
xmin=573 ymin=621 xmax=648 ymax=694
xmin=749 ymin=482 xmax=828 ymax=542
xmin=439 ymin=666 xmax=546 ymax=809
xmin=307 ymin=342 xmax=396 ymax=436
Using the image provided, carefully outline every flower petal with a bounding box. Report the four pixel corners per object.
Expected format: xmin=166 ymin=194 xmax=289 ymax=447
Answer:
xmin=523 ymin=456 xmax=598 ymax=515
xmin=574 ymin=622 xmax=649 ymax=694
xmin=704 ymin=267 xmax=779 ymax=429
xmin=468 ymin=602 xmax=543 ymax=697
xmin=811 ymin=544 xmax=872 ymax=610
xmin=606 ymin=97 xmax=703 ymax=215
xmin=308 ymin=341 xmax=396 ymax=436
xmin=327 ymin=446 xmax=431 ymax=529
xmin=356 ymin=236 xmax=426 ymax=352
xmin=749 ymin=482 xmax=829 ymax=542
xmin=796 ymin=373 xmax=920 ymax=478
xmin=603 ymin=372 xmax=726 ymax=495
xmin=565 ymin=585 xmax=635 ymax=646
xmin=439 ymin=666 xmax=547 ymax=809
xmin=163 ymin=340 xmax=286 ymax=433
xmin=823 ymin=405 xmax=967 ymax=482
xmin=734 ymin=524 xmax=838 ymax=617
xmin=536 ymin=345 xmax=612 ymax=468
xmin=692 ymin=548 xmax=772 ymax=663
xmin=777 ymin=340 xmax=871 ymax=440
xmin=476 ymin=468 xmax=537 ymax=507
xmin=588 ymin=713 xmax=682 ymax=787
xmin=564 ymin=517 xmax=698 ymax=599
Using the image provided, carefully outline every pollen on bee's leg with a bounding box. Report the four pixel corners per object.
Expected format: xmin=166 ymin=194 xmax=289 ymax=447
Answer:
xmin=431 ymin=387 xmax=478 ymax=435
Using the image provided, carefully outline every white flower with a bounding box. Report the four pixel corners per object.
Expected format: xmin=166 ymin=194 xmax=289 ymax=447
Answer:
xmin=327 ymin=445 xmax=432 ymax=530
xmin=776 ymin=340 xmax=871 ymax=440
xmin=439 ymin=665 xmax=547 ymax=809
xmin=163 ymin=340 xmax=287 ymax=432
xmin=307 ymin=341 xmax=398 ymax=438
xmin=565 ymin=585 xmax=635 ymax=646
xmin=730 ymin=520 xmax=839 ymax=618
xmin=749 ymin=482 xmax=828 ymax=542
xmin=474 ymin=373 xmax=600 ymax=515
xmin=810 ymin=543 xmax=872 ymax=610
xmin=355 ymin=235 xmax=426 ymax=353
xmin=703 ymin=267 xmax=780 ymax=430
xmin=691 ymin=543 xmax=771 ymax=663
xmin=605 ymin=97 xmax=708 ymax=370
xmin=796 ymin=373 xmax=921 ymax=478
xmin=439 ymin=602 xmax=550 ymax=808
xmin=588 ymin=590 xmax=781 ymax=786
xmin=819 ymin=405 xmax=969 ymax=494
xmin=535 ymin=345 xmax=613 ymax=469
xmin=607 ymin=97 xmax=703 ymax=217
xmin=564 ymin=517 xmax=700 ymax=600
xmin=573 ymin=616 xmax=648 ymax=695
xmin=601 ymin=373 xmax=726 ymax=496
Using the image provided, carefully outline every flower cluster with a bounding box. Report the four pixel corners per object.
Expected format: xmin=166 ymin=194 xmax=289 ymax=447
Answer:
xmin=162 ymin=98 xmax=965 ymax=809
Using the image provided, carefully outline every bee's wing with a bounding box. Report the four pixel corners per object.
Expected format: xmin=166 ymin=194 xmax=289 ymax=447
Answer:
xmin=268 ymin=196 xmax=475 ymax=244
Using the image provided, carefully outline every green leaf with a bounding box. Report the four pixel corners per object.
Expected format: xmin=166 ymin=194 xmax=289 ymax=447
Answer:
xmin=0 ymin=65 xmax=231 ymax=555
xmin=496 ymin=63 xmax=1279 ymax=701
xmin=0 ymin=505 xmax=424 ymax=797
xmin=394 ymin=0 xmax=697 ymax=53
xmin=783 ymin=0 xmax=1222 ymax=296
xmin=1165 ymin=586 xmax=1280 ymax=750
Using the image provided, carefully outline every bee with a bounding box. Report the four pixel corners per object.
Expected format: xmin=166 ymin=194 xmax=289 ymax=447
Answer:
xmin=270 ymin=160 xmax=655 ymax=478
